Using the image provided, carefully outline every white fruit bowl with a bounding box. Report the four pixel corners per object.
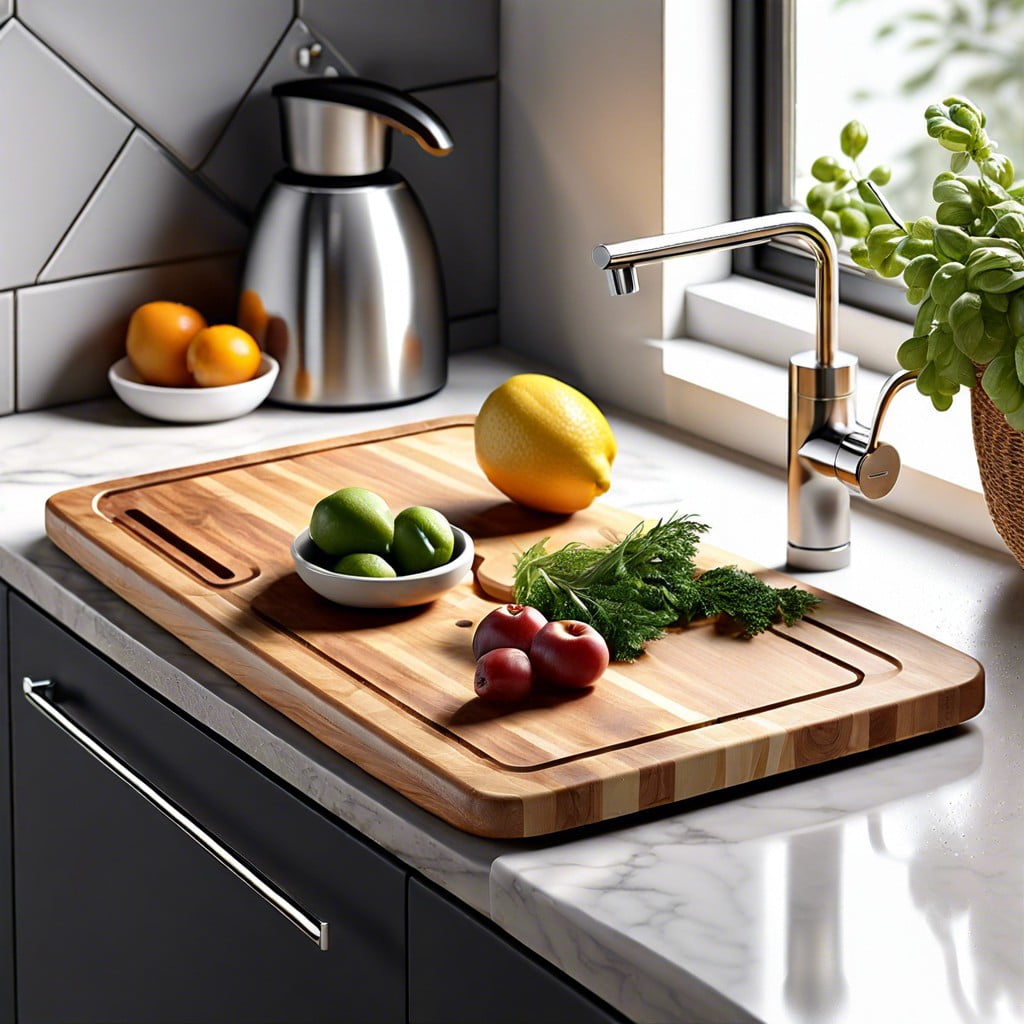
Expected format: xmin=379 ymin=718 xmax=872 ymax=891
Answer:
xmin=108 ymin=354 xmax=279 ymax=424
xmin=291 ymin=526 xmax=475 ymax=608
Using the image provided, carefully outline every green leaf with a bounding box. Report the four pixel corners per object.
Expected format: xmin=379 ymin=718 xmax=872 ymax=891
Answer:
xmin=982 ymin=356 xmax=1024 ymax=414
xmin=948 ymin=102 xmax=981 ymax=134
xmin=903 ymin=253 xmax=940 ymax=291
xmin=937 ymin=124 xmax=974 ymax=152
xmin=877 ymin=253 xmax=908 ymax=278
xmin=868 ymin=165 xmax=892 ymax=185
xmin=950 ymin=151 xmax=971 ymax=173
xmin=840 ymin=120 xmax=868 ymax=159
xmin=931 ymin=391 xmax=954 ymax=411
xmin=948 ymin=291 xmax=985 ymax=357
xmin=811 ymin=156 xmax=841 ymax=182
xmin=932 ymin=177 xmax=971 ymax=203
xmin=933 ymin=225 xmax=973 ymax=261
xmin=850 ymin=242 xmax=872 ymax=269
xmin=1009 ymin=292 xmax=1024 ymax=336
xmin=1005 ymin=404 xmax=1024 ymax=431
xmin=929 ymin=262 xmax=966 ymax=309
xmin=914 ymin=296 xmax=937 ymax=337
xmin=1016 ymin=337 xmax=1024 ymax=386
xmin=936 ymin=201 xmax=975 ymax=227
xmin=911 ymin=216 xmax=938 ymax=240
xmin=839 ymin=206 xmax=871 ymax=239
xmin=806 ymin=183 xmax=832 ymax=217
xmin=895 ymin=236 xmax=934 ymax=259
xmin=935 ymin=342 xmax=976 ymax=387
xmin=927 ymin=323 xmax=953 ymax=361
xmin=866 ymin=224 xmax=905 ymax=267
xmin=897 ymin=335 xmax=929 ymax=372
xmin=917 ymin=362 xmax=938 ymax=396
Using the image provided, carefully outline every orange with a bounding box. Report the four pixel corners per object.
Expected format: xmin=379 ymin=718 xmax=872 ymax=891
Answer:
xmin=125 ymin=301 xmax=206 ymax=387
xmin=186 ymin=325 xmax=262 ymax=388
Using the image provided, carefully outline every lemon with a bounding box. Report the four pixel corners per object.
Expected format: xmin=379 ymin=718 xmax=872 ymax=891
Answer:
xmin=474 ymin=374 xmax=616 ymax=514
xmin=332 ymin=553 xmax=397 ymax=578
xmin=309 ymin=487 xmax=393 ymax=558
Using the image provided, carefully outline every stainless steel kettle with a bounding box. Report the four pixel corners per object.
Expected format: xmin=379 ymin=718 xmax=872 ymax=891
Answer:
xmin=239 ymin=77 xmax=454 ymax=408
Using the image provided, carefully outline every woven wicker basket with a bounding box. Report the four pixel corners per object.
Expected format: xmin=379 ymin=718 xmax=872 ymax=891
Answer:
xmin=971 ymin=376 xmax=1024 ymax=570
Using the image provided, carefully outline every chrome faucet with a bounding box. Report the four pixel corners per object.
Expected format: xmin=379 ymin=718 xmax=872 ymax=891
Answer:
xmin=593 ymin=212 xmax=918 ymax=570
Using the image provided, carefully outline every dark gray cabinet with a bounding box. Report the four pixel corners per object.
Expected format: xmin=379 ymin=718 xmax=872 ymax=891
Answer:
xmin=0 ymin=585 xmax=13 ymax=1024
xmin=8 ymin=592 xmax=406 ymax=1024
xmin=4 ymin=591 xmax=635 ymax=1024
xmin=408 ymin=878 xmax=626 ymax=1024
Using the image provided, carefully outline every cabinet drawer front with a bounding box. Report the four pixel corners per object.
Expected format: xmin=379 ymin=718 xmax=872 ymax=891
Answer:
xmin=408 ymin=878 xmax=627 ymax=1024
xmin=9 ymin=593 xmax=406 ymax=1024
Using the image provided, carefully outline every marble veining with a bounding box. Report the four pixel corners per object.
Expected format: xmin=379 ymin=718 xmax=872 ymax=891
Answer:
xmin=2 ymin=348 xmax=1022 ymax=1023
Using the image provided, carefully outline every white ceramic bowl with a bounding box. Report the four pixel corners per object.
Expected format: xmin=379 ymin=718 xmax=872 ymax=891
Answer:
xmin=108 ymin=355 xmax=279 ymax=423
xmin=291 ymin=526 xmax=475 ymax=608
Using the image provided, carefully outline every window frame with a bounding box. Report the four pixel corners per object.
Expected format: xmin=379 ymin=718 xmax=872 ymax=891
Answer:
xmin=729 ymin=0 xmax=913 ymax=325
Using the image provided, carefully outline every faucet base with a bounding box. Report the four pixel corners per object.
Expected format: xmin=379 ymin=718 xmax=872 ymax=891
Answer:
xmin=786 ymin=541 xmax=851 ymax=572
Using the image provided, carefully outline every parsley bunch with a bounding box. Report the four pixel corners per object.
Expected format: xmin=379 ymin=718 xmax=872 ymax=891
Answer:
xmin=512 ymin=515 xmax=820 ymax=662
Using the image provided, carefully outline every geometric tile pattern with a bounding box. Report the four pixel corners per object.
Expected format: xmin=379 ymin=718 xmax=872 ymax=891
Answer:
xmin=0 ymin=21 xmax=130 ymax=291
xmin=4 ymin=2 xmax=498 ymax=413
xmin=18 ymin=0 xmax=293 ymax=169
xmin=40 ymin=132 xmax=248 ymax=283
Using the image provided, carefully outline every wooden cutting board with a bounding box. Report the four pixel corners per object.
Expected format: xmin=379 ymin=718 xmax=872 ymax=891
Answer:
xmin=44 ymin=416 xmax=984 ymax=838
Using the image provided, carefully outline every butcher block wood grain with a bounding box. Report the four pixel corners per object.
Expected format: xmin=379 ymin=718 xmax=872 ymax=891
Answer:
xmin=44 ymin=417 xmax=985 ymax=838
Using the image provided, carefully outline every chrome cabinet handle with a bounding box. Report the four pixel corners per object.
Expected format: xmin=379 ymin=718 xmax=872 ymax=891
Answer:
xmin=22 ymin=677 xmax=329 ymax=951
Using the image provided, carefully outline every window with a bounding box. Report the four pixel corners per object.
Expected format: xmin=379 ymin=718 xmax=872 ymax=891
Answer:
xmin=732 ymin=0 xmax=1024 ymax=324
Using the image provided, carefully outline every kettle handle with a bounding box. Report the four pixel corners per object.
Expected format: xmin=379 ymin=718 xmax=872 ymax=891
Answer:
xmin=273 ymin=77 xmax=453 ymax=156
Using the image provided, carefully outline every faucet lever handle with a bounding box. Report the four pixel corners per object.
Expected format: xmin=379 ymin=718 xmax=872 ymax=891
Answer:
xmin=833 ymin=369 xmax=919 ymax=500
xmin=864 ymin=369 xmax=919 ymax=453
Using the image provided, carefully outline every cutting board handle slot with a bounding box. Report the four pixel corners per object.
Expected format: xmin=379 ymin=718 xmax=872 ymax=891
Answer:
xmin=120 ymin=508 xmax=255 ymax=587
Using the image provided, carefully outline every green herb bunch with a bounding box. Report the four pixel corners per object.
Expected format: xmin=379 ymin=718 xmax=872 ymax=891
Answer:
xmin=512 ymin=515 xmax=820 ymax=662
xmin=808 ymin=96 xmax=1024 ymax=430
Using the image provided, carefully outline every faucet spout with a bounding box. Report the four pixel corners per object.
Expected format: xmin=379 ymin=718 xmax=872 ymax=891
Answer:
xmin=593 ymin=212 xmax=838 ymax=367
xmin=593 ymin=212 xmax=911 ymax=572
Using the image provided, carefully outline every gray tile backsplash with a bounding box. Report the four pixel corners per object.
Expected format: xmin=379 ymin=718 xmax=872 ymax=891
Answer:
xmin=0 ymin=21 xmax=131 ymax=291
xmin=18 ymin=0 xmax=294 ymax=169
xmin=6 ymin=1 xmax=498 ymax=414
xmin=299 ymin=0 xmax=498 ymax=89
xmin=17 ymin=257 xmax=240 ymax=410
xmin=396 ymin=81 xmax=498 ymax=319
xmin=40 ymin=132 xmax=248 ymax=283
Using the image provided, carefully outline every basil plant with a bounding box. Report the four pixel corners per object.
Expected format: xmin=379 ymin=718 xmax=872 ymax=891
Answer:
xmin=807 ymin=96 xmax=1024 ymax=431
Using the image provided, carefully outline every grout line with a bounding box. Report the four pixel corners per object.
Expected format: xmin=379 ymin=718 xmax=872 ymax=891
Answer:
xmin=27 ymin=250 xmax=244 ymax=291
xmin=194 ymin=14 xmax=295 ymax=175
xmin=35 ymin=129 xmax=135 ymax=286
xmin=412 ymin=73 xmax=498 ymax=95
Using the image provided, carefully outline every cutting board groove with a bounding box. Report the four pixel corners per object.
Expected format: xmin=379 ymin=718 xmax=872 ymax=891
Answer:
xmin=45 ymin=416 xmax=984 ymax=837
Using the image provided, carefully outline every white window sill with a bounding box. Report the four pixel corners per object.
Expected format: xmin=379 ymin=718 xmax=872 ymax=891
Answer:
xmin=648 ymin=277 xmax=1007 ymax=556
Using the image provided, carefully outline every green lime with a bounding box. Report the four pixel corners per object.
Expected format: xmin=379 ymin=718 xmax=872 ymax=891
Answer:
xmin=309 ymin=487 xmax=393 ymax=558
xmin=391 ymin=506 xmax=455 ymax=575
xmin=332 ymin=552 xmax=397 ymax=578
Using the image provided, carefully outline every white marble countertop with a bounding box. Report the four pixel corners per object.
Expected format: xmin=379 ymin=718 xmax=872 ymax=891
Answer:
xmin=2 ymin=347 xmax=1021 ymax=1023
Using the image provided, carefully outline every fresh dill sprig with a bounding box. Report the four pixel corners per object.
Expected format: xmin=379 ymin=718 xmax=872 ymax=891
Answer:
xmin=512 ymin=515 xmax=821 ymax=661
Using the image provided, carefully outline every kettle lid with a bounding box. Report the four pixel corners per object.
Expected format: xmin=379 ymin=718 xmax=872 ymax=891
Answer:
xmin=273 ymin=76 xmax=453 ymax=177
